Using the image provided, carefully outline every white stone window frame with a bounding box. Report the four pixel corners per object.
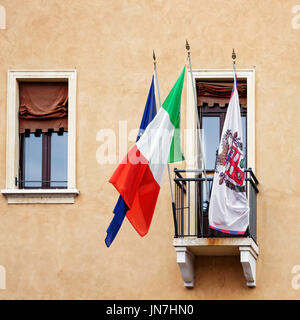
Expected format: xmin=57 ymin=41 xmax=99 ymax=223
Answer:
xmin=1 ymin=70 xmax=79 ymax=204
xmin=185 ymin=69 xmax=256 ymax=236
xmin=186 ymin=68 xmax=255 ymax=173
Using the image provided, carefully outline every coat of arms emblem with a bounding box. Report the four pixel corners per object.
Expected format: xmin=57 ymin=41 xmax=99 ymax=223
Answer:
xmin=216 ymin=129 xmax=246 ymax=192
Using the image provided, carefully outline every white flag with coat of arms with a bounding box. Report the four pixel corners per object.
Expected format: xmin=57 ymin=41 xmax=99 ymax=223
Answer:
xmin=208 ymin=74 xmax=249 ymax=235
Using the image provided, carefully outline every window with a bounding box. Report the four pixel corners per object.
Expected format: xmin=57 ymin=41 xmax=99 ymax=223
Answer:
xmin=2 ymin=70 xmax=78 ymax=204
xmin=197 ymin=79 xmax=248 ymax=238
xmin=185 ymin=69 xmax=255 ymax=237
xmin=18 ymin=82 xmax=68 ymax=189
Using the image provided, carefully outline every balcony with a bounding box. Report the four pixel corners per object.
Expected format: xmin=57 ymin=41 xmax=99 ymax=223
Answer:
xmin=172 ymin=168 xmax=259 ymax=288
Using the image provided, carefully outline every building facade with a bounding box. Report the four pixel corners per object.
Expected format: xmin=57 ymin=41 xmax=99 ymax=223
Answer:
xmin=0 ymin=0 xmax=299 ymax=299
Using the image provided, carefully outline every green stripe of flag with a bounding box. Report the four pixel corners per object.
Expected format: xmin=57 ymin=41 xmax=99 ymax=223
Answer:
xmin=162 ymin=67 xmax=185 ymax=163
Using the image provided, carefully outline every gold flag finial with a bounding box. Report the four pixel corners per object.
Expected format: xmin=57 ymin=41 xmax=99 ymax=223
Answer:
xmin=232 ymin=48 xmax=236 ymax=63
xmin=153 ymin=50 xmax=156 ymax=63
xmin=186 ymin=39 xmax=190 ymax=52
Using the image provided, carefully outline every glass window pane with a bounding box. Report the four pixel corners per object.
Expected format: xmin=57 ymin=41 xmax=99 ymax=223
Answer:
xmin=50 ymin=132 xmax=68 ymax=188
xmin=24 ymin=134 xmax=42 ymax=188
xmin=202 ymin=117 xmax=220 ymax=170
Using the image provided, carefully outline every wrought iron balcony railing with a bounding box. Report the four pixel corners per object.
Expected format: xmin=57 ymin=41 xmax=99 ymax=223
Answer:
xmin=172 ymin=168 xmax=259 ymax=243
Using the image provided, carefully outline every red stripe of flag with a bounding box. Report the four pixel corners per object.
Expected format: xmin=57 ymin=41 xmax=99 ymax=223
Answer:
xmin=109 ymin=144 xmax=160 ymax=236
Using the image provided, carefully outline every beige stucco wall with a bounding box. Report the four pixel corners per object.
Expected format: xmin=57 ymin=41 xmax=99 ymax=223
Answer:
xmin=0 ymin=0 xmax=299 ymax=299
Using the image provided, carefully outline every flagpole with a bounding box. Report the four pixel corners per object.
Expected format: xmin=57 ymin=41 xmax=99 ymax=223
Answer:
xmin=153 ymin=50 xmax=178 ymax=237
xmin=185 ymin=40 xmax=210 ymax=201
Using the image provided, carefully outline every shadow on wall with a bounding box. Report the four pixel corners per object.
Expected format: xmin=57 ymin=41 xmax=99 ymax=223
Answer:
xmin=194 ymin=256 xmax=248 ymax=290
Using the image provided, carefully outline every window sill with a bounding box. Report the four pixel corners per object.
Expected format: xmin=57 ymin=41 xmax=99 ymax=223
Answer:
xmin=1 ymin=188 xmax=80 ymax=204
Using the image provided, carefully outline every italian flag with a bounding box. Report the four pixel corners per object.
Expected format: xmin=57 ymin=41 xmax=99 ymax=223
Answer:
xmin=109 ymin=67 xmax=185 ymax=236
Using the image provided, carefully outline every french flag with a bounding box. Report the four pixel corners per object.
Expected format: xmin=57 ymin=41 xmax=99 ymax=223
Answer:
xmin=109 ymin=68 xmax=185 ymax=238
xmin=105 ymin=76 xmax=157 ymax=247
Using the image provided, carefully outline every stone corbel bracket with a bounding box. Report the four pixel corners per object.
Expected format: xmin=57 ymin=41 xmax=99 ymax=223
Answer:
xmin=239 ymin=245 xmax=259 ymax=287
xmin=175 ymin=247 xmax=195 ymax=288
